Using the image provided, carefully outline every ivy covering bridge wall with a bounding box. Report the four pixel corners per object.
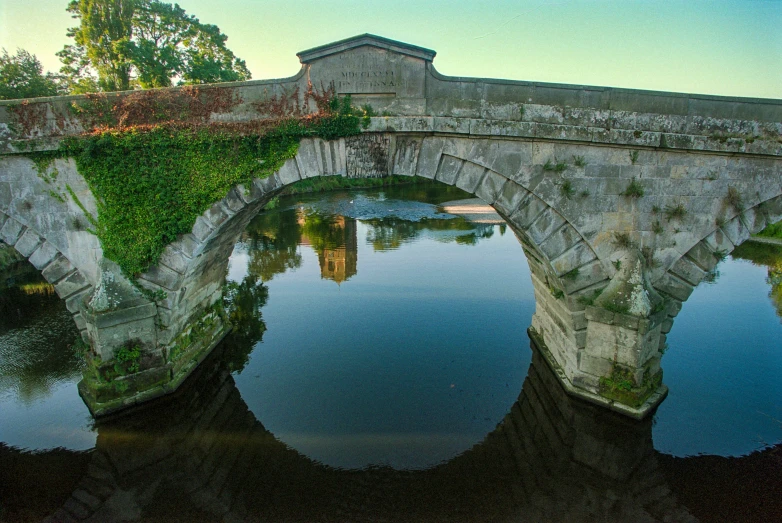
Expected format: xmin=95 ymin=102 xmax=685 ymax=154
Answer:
xmin=18 ymin=86 xmax=365 ymax=277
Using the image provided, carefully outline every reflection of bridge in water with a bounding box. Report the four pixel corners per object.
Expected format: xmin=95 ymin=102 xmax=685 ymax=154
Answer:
xmin=39 ymin=344 xmax=697 ymax=523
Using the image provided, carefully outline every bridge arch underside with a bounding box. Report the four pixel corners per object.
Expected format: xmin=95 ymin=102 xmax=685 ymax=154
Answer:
xmin=0 ymin=212 xmax=93 ymax=339
xmin=78 ymin=133 xmax=781 ymax=418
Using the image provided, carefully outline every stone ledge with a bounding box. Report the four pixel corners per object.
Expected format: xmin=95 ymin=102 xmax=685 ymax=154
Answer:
xmin=359 ymin=118 xmax=782 ymax=157
xmin=84 ymin=301 xmax=157 ymax=329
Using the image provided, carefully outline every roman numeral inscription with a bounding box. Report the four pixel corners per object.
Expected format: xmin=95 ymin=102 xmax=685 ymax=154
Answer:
xmin=336 ymin=70 xmax=396 ymax=91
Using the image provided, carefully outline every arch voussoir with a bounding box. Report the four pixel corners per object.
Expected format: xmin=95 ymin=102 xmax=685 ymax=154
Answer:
xmin=0 ymin=213 xmax=93 ymax=340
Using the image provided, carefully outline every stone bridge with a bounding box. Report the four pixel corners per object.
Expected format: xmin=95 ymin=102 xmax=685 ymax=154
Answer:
xmin=1 ymin=34 xmax=781 ymax=418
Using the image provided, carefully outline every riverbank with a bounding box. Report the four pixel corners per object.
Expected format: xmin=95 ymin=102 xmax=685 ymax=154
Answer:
xmin=279 ymin=175 xmax=430 ymax=195
xmin=748 ymin=235 xmax=782 ymax=247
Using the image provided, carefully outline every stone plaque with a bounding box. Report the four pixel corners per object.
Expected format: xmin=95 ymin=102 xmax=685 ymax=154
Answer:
xmin=298 ymin=35 xmax=434 ymax=111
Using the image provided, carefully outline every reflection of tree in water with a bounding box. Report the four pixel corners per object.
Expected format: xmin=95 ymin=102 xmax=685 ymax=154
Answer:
xmin=731 ymin=242 xmax=782 ymax=321
xmin=0 ymin=266 xmax=82 ymax=403
xmin=299 ymin=211 xmax=352 ymax=251
xmin=364 ymin=216 xmax=494 ymax=251
xmin=240 ymin=209 xmax=303 ymax=282
xmin=222 ymin=274 xmax=269 ymax=374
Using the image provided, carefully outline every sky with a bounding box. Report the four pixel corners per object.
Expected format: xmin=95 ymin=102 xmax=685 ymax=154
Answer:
xmin=1 ymin=0 xmax=780 ymax=99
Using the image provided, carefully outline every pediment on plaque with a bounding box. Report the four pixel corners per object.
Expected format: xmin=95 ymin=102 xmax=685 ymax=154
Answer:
xmin=298 ymin=34 xmax=434 ymax=99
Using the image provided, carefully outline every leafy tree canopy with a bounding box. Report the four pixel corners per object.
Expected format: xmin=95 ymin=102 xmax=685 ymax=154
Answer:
xmin=0 ymin=49 xmax=62 ymax=100
xmin=58 ymin=0 xmax=251 ymax=93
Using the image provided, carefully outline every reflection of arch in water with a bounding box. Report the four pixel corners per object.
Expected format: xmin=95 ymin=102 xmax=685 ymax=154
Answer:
xmin=42 ymin=343 xmax=695 ymax=522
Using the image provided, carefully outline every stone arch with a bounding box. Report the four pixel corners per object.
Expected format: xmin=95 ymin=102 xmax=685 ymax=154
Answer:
xmin=136 ymin=133 xmax=606 ymax=390
xmin=653 ymin=192 xmax=782 ymax=351
xmin=0 ymin=211 xmax=92 ymax=339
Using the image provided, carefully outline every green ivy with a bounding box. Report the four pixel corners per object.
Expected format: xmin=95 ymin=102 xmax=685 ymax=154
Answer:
xmin=50 ymin=98 xmax=361 ymax=276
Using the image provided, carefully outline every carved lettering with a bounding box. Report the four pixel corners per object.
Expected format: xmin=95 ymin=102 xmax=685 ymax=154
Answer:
xmin=332 ymin=70 xmax=397 ymax=93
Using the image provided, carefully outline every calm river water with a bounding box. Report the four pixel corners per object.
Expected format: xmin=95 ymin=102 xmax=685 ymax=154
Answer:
xmin=1 ymin=183 xmax=780 ymax=522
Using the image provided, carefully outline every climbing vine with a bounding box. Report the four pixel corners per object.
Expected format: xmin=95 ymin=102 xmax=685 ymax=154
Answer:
xmin=37 ymin=86 xmax=364 ymax=276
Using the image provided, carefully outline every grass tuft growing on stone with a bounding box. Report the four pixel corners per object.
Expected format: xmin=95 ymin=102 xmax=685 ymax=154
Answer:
xmin=664 ymin=203 xmax=687 ymax=221
xmin=613 ymin=232 xmax=634 ymax=249
xmin=623 ymin=178 xmax=644 ymax=199
xmin=543 ymin=159 xmax=567 ymax=173
xmin=725 ymin=186 xmax=744 ymax=212
xmin=560 ymin=179 xmax=575 ymax=199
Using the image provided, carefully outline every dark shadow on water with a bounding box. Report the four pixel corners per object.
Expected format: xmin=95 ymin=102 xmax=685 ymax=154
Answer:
xmin=2 ymin=339 xmax=705 ymax=523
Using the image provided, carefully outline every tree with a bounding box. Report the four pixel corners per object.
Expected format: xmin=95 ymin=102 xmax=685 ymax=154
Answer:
xmin=0 ymin=49 xmax=61 ymax=100
xmin=59 ymin=0 xmax=250 ymax=93
xmin=59 ymin=0 xmax=136 ymax=92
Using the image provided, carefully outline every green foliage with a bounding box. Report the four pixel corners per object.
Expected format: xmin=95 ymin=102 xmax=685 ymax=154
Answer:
xmin=60 ymin=0 xmax=136 ymax=92
xmin=629 ymin=150 xmax=639 ymax=164
xmin=613 ymin=232 xmax=634 ymax=249
xmin=758 ymin=221 xmax=782 ymax=240
xmin=58 ymin=0 xmax=250 ymax=93
xmin=664 ymin=203 xmax=687 ymax=221
xmin=543 ymin=159 xmax=567 ymax=173
xmin=599 ymin=364 xmax=662 ymax=408
xmin=600 ymin=364 xmax=635 ymax=392
xmin=360 ymin=103 xmax=376 ymax=129
xmin=572 ymin=155 xmax=586 ymax=168
xmin=28 ymin=151 xmax=60 ymax=181
xmin=114 ymin=343 xmax=140 ymax=374
xmin=652 ymin=220 xmax=664 ymax=234
xmin=0 ymin=48 xmax=61 ymax=100
xmin=550 ymin=287 xmax=564 ymax=299
xmin=562 ymin=267 xmax=580 ymax=281
xmin=55 ymin=95 xmax=361 ymax=276
xmin=623 ymin=178 xmax=644 ymax=198
xmin=560 ymin=179 xmax=575 ymax=199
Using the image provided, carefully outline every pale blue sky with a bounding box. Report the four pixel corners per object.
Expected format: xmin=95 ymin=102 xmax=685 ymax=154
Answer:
xmin=1 ymin=0 xmax=780 ymax=98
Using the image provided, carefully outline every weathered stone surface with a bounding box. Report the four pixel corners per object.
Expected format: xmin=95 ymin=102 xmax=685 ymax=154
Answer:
xmin=473 ymin=169 xmax=506 ymax=205
xmin=346 ymin=134 xmax=390 ymax=177
xmin=55 ymin=270 xmax=90 ymax=299
xmin=276 ymin=157 xmax=301 ymax=185
xmin=454 ymin=161 xmax=485 ymax=194
xmin=41 ymin=254 xmax=74 ymax=283
xmin=27 ymin=240 xmax=59 ymax=270
xmin=13 ymin=228 xmax=42 ymax=257
xmin=191 ymin=216 xmax=215 ymax=242
xmin=0 ymin=216 xmax=23 ymax=245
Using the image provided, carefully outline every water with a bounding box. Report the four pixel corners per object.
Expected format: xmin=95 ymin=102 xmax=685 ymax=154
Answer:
xmin=1 ymin=183 xmax=781 ymax=521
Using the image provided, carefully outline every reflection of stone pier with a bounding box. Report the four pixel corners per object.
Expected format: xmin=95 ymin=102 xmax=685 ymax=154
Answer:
xmin=42 ymin=343 xmax=694 ymax=522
